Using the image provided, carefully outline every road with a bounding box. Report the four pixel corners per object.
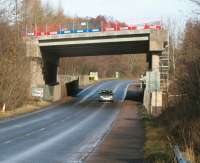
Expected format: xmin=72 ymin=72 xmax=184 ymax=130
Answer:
xmin=0 ymin=80 xmax=132 ymax=163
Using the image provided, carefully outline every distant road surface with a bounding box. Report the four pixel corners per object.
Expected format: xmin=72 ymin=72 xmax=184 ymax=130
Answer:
xmin=0 ymin=80 xmax=132 ymax=163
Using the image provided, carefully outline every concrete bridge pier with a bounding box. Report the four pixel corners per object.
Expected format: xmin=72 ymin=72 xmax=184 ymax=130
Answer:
xmin=151 ymin=54 xmax=160 ymax=71
xmin=26 ymin=39 xmax=45 ymax=88
xmin=144 ymin=30 xmax=169 ymax=116
xmin=42 ymin=54 xmax=59 ymax=86
xmin=150 ymin=53 xmax=163 ymax=116
xmin=143 ymin=52 xmax=163 ymax=116
xmin=26 ymin=39 xmax=62 ymax=101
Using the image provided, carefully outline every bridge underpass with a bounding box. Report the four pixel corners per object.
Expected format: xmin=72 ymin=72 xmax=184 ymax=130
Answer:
xmin=40 ymin=41 xmax=149 ymax=85
xmin=27 ymin=29 xmax=169 ymax=112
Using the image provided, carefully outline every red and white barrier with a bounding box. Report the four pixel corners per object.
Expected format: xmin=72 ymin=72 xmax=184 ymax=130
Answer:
xmin=103 ymin=24 xmax=161 ymax=32
xmin=120 ymin=27 xmax=129 ymax=30
xmin=27 ymin=32 xmax=34 ymax=36
xmin=25 ymin=22 xmax=162 ymax=37
xmin=49 ymin=31 xmax=57 ymax=35
xmin=105 ymin=27 xmax=115 ymax=31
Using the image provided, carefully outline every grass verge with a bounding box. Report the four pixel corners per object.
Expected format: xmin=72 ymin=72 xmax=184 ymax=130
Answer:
xmin=139 ymin=106 xmax=174 ymax=163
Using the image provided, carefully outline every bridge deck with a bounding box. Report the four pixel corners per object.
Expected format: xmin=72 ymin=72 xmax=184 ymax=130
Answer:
xmin=38 ymin=29 xmax=152 ymax=41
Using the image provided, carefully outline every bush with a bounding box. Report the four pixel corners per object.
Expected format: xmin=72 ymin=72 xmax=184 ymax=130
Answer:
xmin=0 ymin=23 xmax=30 ymax=110
xmin=159 ymin=19 xmax=200 ymax=160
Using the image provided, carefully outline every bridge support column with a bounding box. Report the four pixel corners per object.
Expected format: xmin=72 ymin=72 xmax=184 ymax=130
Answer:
xmin=26 ymin=39 xmax=45 ymax=97
xmin=42 ymin=55 xmax=59 ymax=86
xmin=150 ymin=53 xmax=162 ymax=116
xmin=26 ymin=39 xmax=62 ymax=101
xmin=151 ymin=54 xmax=160 ymax=71
xmin=30 ymin=58 xmax=45 ymax=87
xmin=144 ymin=52 xmax=163 ymax=116
xmin=143 ymin=30 xmax=169 ymax=116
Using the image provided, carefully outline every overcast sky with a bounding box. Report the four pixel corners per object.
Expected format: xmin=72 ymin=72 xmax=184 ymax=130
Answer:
xmin=42 ymin=0 xmax=196 ymax=24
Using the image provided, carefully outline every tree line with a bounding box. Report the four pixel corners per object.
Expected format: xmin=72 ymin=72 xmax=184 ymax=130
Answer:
xmin=0 ymin=0 xmax=145 ymax=110
xmin=160 ymin=1 xmax=200 ymax=160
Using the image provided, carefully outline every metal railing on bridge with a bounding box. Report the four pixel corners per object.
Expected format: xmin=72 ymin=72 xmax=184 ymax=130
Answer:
xmin=24 ymin=22 xmax=162 ymax=38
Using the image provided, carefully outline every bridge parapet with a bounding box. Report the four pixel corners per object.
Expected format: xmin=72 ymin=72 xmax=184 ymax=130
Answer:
xmin=37 ymin=29 xmax=152 ymax=41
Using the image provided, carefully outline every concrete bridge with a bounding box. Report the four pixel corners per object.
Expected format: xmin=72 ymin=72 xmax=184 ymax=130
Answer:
xmin=26 ymin=29 xmax=169 ymax=113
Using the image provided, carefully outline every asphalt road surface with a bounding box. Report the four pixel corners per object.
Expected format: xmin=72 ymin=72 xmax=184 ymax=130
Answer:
xmin=0 ymin=80 xmax=132 ymax=163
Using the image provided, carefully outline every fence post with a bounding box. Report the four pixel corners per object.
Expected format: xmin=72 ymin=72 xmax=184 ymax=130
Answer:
xmin=2 ymin=103 xmax=6 ymax=112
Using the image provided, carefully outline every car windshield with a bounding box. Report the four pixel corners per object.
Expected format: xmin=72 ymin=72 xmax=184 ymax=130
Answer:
xmin=100 ymin=90 xmax=113 ymax=95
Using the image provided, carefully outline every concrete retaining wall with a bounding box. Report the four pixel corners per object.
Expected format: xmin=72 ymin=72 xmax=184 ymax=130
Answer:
xmin=79 ymin=75 xmax=90 ymax=86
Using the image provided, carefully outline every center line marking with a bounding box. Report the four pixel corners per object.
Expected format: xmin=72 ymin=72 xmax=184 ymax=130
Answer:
xmin=4 ymin=140 xmax=12 ymax=144
xmin=39 ymin=128 xmax=46 ymax=131
xmin=25 ymin=133 xmax=31 ymax=136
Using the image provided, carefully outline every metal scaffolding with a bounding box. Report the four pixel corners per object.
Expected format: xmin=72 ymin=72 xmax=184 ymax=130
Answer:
xmin=160 ymin=46 xmax=169 ymax=93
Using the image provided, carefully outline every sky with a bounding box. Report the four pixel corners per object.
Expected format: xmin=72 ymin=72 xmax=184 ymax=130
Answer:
xmin=42 ymin=0 xmax=196 ymax=25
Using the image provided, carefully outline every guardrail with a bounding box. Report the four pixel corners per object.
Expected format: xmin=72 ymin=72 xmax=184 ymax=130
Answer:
xmin=174 ymin=145 xmax=192 ymax=163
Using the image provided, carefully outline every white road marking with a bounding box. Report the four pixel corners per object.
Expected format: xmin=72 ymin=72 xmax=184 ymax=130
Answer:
xmin=1 ymin=104 xmax=105 ymax=163
xmin=77 ymin=84 xmax=94 ymax=96
xmin=0 ymin=100 xmax=66 ymax=125
xmin=68 ymin=107 xmax=120 ymax=162
xmin=0 ymin=111 xmax=63 ymax=133
xmin=52 ymin=122 xmax=58 ymax=126
xmin=0 ymin=80 xmax=133 ymax=163
xmin=39 ymin=128 xmax=46 ymax=131
xmin=4 ymin=140 xmax=12 ymax=144
xmin=77 ymin=82 xmax=110 ymax=104
xmin=25 ymin=133 xmax=31 ymax=137
xmin=113 ymin=82 xmax=124 ymax=93
xmin=16 ymin=125 xmax=22 ymax=128
xmin=0 ymin=81 xmax=111 ymax=134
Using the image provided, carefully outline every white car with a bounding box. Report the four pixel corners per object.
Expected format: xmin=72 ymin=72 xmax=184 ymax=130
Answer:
xmin=98 ymin=90 xmax=114 ymax=102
